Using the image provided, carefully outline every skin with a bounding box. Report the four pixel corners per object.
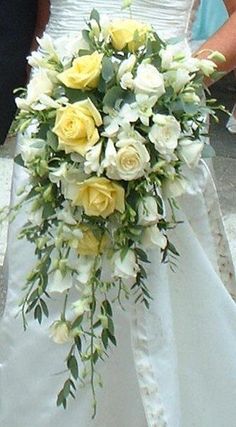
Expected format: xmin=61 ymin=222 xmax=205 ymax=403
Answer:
xmin=34 ymin=0 xmax=236 ymax=73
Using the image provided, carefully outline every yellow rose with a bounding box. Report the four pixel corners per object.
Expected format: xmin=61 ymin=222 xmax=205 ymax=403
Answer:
xmin=108 ymin=19 xmax=150 ymax=51
xmin=72 ymin=177 xmax=125 ymax=218
xmin=77 ymin=225 xmax=109 ymax=256
xmin=52 ymin=99 xmax=102 ymax=156
xmin=58 ymin=51 xmax=103 ymax=90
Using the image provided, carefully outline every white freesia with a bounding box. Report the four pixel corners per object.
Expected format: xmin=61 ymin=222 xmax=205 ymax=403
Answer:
xmin=37 ymin=34 xmax=57 ymax=57
xmin=178 ymin=139 xmax=204 ymax=168
xmin=181 ymin=91 xmax=200 ymax=104
xmin=20 ymin=138 xmax=46 ymax=163
xmin=49 ymin=321 xmax=71 ymax=344
xmin=48 ymin=269 xmax=73 ymax=293
xmin=117 ymin=54 xmax=136 ymax=79
xmin=120 ymin=72 xmax=134 ymax=90
xmin=107 ymin=138 xmax=150 ymax=180
xmin=32 ymin=94 xmax=68 ymax=111
xmin=57 ymin=201 xmax=77 ymax=225
xmin=76 ymin=256 xmax=95 ymax=285
xmin=73 ymin=298 xmax=91 ymax=316
xmin=197 ymin=58 xmax=217 ymax=76
xmin=84 ymin=142 xmax=103 ymax=175
xmin=112 ymin=249 xmax=139 ymax=285
xmin=120 ymin=94 xmax=157 ymax=126
xmin=138 ymin=196 xmax=160 ymax=226
xmin=49 ymin=162 xmax=68 ymax=184
xmin=164 ymin=68 xmax=192 ymax=93
xmin=160 ymin=44 xmax=185 ymax=70
xmin=118 ymin=122 xmax=145 ymax=142
xmin=54 ymin=33 xmax=89 ymax=63
xmin=149 ymin=114 xmax=181 ymax=156
xmin=162 ymin=176 xmax=188 ymax=198
xmin=142 ymin=226 xmax=167 ymax=249
xmin=27 ymin=206 xmax=43 ymax=227
xmin=134 ymin=63 xmax=165 ymax=97
xmin=102 ymin=138 xmax=117 ymax=169
xmin=16 ymin=69 xmax=54 ymax=110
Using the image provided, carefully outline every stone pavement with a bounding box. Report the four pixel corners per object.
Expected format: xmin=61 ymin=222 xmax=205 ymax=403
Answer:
xmin=0 ymin=73 xmax=236 ymax=269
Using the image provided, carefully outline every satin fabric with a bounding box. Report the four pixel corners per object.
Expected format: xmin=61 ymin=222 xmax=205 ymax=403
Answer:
xmin=1 ymin=1 xmax=236 ymax=426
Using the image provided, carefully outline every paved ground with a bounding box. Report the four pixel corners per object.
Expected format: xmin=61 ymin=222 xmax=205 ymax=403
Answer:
xmin=0 ymin=73 xmax=236 ymax=267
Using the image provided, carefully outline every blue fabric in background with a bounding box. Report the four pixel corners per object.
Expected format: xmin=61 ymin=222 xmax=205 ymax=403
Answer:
xmin=192 ymin=0 xmax=228 ymax=40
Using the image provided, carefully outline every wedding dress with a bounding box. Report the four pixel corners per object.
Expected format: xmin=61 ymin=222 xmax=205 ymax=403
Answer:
xmin=1 ymin=1 xmax=236 ymax=426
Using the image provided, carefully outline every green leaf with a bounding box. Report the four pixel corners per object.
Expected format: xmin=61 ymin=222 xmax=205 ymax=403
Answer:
xmin=90 ymin=8 xmax=100 ymax=24
xmin=14 ymin=154 xmax=25 ymax=167
xmin=72 ymin=315 xmax=83 ymax=328
xmin=67 ymin=355 xmax=79 ymax=380
xmin=107 ymin=330 xmax=117 ymax=346
xmin=135 ymin=248 xmax=150 ymax=263
xmin=47 ymin=130 xmax=58 ymax=151
xmin=75 ymin=336 xmax=82 ymax=352
xmin=34 ymin=305 xmax=42 ymax=324
xmin=40 ymin=299 xmax=49 ymax=317
xmin=103 ymin=86 xmax=125 ymax=109
xmin=168 ymin=242 xmax=180 ymax=256
xmin=82 ymin=30 xmax=92 ymax=46
xmin=102 ymin=57 xmax=115 ymax=83
xmin=101 ymin=329 xmax=108 ymax=349
xmin=102 ymin=300 xmax=112 ymax=316
xmin=57 ymin=389 xmax=66 ymax=408
xmin=63 ymin=379 xmax=71 ymax=398
xmin=42 ymin=203 xmax=55 ymax=219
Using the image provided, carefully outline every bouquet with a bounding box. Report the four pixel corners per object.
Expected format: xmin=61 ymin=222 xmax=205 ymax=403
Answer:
xmin=8 ymin=7 xmax=224 ymax=416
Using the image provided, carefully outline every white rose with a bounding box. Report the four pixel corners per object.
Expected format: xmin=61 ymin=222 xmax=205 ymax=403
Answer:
xmin=178 ymin=139 xmax=204 ymax=168
xmin=49 ymin=321 xmax=71 ymax=344
xmin=138 ymin=196 xmax=160 ymax=226
xmin=162 ymin=176 xmax=188 ymax=198
xmin=134 ymin=63 xmax=165 ymax=97
xmin=142 ymin=226 xmax=167 ymax=249
xmin=149 ymin=114 xmax=181 ymax=156
xmin=107 ymin=138 xmax=149 ymax=181
xmin=112 ymin=249 xmax=139 ymax=285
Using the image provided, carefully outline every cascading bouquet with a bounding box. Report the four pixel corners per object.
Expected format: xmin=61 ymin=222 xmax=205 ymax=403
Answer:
xmin=9 ymin=7 xmax=224 ymax=416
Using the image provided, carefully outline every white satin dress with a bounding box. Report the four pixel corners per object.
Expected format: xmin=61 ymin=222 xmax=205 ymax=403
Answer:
xmin=1 ymin=1 xmax=236 ymax=426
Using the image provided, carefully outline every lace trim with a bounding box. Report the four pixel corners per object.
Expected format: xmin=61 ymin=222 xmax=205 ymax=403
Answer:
xmin=202 ymin=161 xmax=236 ymax=299
xmin=131 ymin=306 xmax=168 ymax=427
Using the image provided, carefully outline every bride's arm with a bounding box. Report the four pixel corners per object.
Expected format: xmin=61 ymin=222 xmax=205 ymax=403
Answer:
xmin=195 ymin=0 xmax=236 ymax=73
xmin=31 ymin=0 xmax=50 ymax=51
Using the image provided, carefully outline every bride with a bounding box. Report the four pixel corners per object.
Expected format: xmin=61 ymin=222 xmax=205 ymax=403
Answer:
xmin=1 ymin=1 xmax=236 ymax=426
